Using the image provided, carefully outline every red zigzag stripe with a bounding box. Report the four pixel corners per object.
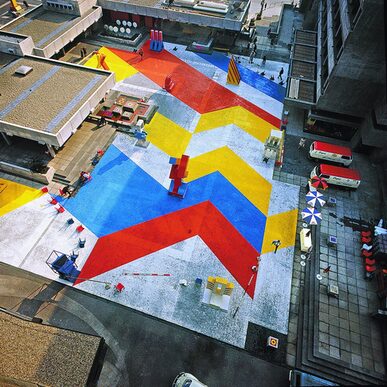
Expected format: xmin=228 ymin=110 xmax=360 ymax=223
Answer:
xmin=76 ymin=201 xmax=260 ymax=298
xmin=109 ymin=44 xmax=281 ymax=128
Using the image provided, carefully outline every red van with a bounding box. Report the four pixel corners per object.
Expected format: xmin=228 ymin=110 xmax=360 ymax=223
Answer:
xmin=311 ymin=164 xmax=361 ymax=189
xmin=309 ymin=141 xmax=353 ymax=166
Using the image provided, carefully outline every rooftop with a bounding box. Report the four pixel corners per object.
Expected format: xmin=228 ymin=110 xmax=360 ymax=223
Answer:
xmin=0 ymin=309 xmax=103 ymax=386
xmin=1 ymin=6 xmax=95 ymax=48
xmin=0 ymin=57 xmax=110 ymax=134
xmin=109 ymin=0 xmax=250 ymax=24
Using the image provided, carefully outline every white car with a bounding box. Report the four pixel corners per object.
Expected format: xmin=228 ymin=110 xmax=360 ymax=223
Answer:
xmin=172 ymin=372 xmax=208 ymax=387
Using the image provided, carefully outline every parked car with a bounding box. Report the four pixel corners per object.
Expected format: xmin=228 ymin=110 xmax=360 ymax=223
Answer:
xmin=172 ymin=372 xmax=208 ymax=387
xmin=309 ymin=141 xmax=353 ymax=166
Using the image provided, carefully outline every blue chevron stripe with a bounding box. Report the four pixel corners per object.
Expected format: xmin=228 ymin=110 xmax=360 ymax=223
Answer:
xmin=60 ymin=144 xmax=266 ymax=252
xmin=195 ymin=51 xmax=285 ymax=103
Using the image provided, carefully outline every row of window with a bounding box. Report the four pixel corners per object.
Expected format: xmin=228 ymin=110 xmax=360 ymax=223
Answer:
xmin=46 ymin=2 xmax=73 ymax=10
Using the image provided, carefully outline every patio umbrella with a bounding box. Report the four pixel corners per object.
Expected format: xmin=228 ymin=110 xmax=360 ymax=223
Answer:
xmin=311 ymin=176 xmax=328 ymax=190
xmin=306 ymin=191 xmax=326 ymax=207
xmin=302 ymin=207 xmax=322 ymax=225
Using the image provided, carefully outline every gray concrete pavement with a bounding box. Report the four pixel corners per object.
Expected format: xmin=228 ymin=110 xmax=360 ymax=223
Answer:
xmin=277 ymin=103 xmax=387 ymax=385
xmin=0 ymin=263 xmax=291 ymax=387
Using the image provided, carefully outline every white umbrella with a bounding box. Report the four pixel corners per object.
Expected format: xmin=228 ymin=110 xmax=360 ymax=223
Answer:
xmin=302 ymin=207 xmax=322 ymax=225
xmin=306 ymin=191 xmax=326 ymax=207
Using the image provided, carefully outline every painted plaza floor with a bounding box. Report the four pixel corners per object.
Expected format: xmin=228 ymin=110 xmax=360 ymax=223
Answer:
xmin=0 ymin=44 xmax=299 ymax=348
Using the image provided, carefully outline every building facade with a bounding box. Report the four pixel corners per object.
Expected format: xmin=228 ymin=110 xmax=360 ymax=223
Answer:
xmin=287 ymin=0 xmax=387 ymax=151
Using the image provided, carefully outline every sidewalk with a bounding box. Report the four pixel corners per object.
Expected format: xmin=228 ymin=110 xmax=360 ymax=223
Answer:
xmin=278 ymin=105 xmax=387 ymax=384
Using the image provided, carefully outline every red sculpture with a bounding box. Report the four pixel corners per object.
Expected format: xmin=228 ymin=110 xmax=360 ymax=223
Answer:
xmin=168 ymin=155 xmax=189 ymax=198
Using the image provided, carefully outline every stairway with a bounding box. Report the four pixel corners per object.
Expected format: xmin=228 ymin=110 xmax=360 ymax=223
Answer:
xmin=49 ymin=121 xmax=116 ymax=185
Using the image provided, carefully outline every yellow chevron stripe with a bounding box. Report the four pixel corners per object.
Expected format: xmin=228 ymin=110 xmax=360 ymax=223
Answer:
xmin=186 ymin=147 xmax=272 ymax=215
xmin=195 ymin=106 xmax=274 ymax=143
xmin=83 ymin=47 xmax=138 ymax=81
xmin=0 ymin=179 xmax=43 ymax=217
xmin=261 ymin=209 xmax=298 ymax=253
xmin=144 ymin=112 xmax=192 ymax=157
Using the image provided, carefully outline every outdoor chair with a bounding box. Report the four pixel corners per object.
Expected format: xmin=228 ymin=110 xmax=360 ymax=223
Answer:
xmin=113 ymin=283 xmax=125 ymax=295
xmin=361 ymin=250 xmax=373 ymax=258
xmin=365 ymin=258 xmax=376 ymax=266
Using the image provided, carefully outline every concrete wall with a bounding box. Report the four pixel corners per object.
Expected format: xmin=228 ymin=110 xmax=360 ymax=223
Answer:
xmin=0 ymin=121 xmax=59 ymax=146
xmin=98 ymin=0 xmax=245 ymax=31
xmin=56 ymin=70 xmax=115 ymax=146
xmin=0 ymin=162 xmax=55 ymax=184
xmin=355 ymin=110 xmax=387 ymax=149
xmin=0 ymin=57 xmax=115 ymax=147
xmin=316 ymin=0 xmax=385 ymax=117
xmin=0 ymin=33 xmax=34 ymax=56
xmin=42 ymin=0 xmax=97 ymax=16
xmin=33 ymin=6 xmax=102 ymax=57
xmin=78 ymin=0 xmax=98 ymax=16
xmin=300 ymin=0 xmax=318 ymax=30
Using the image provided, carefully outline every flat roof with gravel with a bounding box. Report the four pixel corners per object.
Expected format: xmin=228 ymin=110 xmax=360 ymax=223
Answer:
xmin=0 ymin=310 xmax=103 ymax=386
xmin=1 ymin=6 xmax=95 ymax=48
xmin=0 ymin=57 xmax=109 ymax=134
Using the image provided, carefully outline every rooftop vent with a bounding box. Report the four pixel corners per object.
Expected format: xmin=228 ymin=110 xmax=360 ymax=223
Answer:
xmin=15 ymin=65 xmax=33 ymax=76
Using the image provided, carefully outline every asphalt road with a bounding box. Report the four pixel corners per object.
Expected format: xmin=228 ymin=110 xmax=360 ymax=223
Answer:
xmin=0 ymin=263 xmax=290 ymax=387
xmin=0 ymin=0 xmax=41 ymax=28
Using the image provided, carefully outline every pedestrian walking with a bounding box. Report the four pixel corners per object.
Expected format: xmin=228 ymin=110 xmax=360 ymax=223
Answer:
xmin=267 ymin=28 xmax=271 ymax=37
xmin=98 ymin=116 xmax=106 ymax=127
xmin=249 ymin=49 xmax=256 ymax=64
xmin=261 ymin=55 xmax=267 ymax=67
xmin=23 ymin=0 xmax=29 ymax=8
xmin=272 ymin=240 xmax=281 ymax=254
xmin=298 ymin=137 xmax=306 ymax=149
xmin=278 ymin=67 xmax=284 ymax=80
xmin=80 ymin=48 xmax=84 ymax=58
xmin=138 ymin=48 xmax=144 ymax=60
xmin=323 ymin=265 xmax=331 ymax=274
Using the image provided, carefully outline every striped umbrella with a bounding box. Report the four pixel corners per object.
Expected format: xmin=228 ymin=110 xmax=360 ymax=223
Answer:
xmin=306 ymin=191 xmax=326 ymax=207
xmin=302 ymin=207 xmax=322 ymax=225
xmin=311 ymin=176 xmax=328 ymax=190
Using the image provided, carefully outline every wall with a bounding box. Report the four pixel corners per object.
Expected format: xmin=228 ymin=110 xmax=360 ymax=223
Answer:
xmin=316 ymin=0 xmax=385 ymax=117
xmin=33 ymin=6 xmax=102 ymax=57
xmin=0 ymin=162 xmax=55 ymax=184
xmin=0 ymin=33 xmax=34 ymax=56
xmin=97 ymin=0 xmax=245 ymax=31
xmin=56 ymin=71 xmax=115 ymax=146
